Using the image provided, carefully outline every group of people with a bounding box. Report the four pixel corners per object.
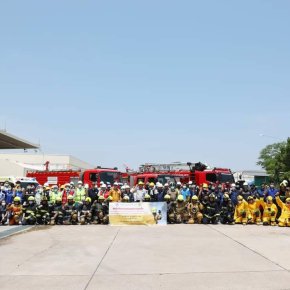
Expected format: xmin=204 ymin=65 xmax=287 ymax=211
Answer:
xmin=0 ymin=179 xmax=290 ymax=227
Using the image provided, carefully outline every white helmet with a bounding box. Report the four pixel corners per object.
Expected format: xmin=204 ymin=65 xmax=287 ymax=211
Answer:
xmin=188 ymin=181 xmax=193 ymax=185
xmin=243 ymin=182 xmax=248 ymax=186
xmin=164 ymin=183 xmax=169 ymax=187
xmin=177 ymin=182 xmax=182 ymax=186
xmin=78 ymin=181 xmax=83 ymax=185
xmin=101 ymin=184 xmax=107 ymax=189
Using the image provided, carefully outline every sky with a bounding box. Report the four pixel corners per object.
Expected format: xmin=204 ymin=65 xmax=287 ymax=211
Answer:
xmin=0 ymin=0 xmax=290 ymax=171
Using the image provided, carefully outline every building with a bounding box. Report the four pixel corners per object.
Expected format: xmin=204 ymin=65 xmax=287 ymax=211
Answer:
xmin=233 ymin=170 xmax=270 ymax=186
xmin=0 ymin=153 xmax=93 ymax=176
xmin=0 ymin=130 xmax=93 ymax=176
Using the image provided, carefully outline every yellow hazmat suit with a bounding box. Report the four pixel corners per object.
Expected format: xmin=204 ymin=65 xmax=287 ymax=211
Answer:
xmin=276 ymin=196 xmax=290 ymax=227
xmin=234 ymin=196 xmax=248 ymax=225
xmin=247 ymin=197 xmax=261 ymax=224
xmin=259 ymin=196 xmax=277 ymax=226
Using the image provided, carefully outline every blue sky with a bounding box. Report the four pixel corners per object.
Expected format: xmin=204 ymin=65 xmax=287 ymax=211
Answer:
xmin=0 ymin=0 xmax=289 ymax=170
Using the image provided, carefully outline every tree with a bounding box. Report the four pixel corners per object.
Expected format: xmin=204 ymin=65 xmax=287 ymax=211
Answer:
xmin=257 ymin=140 xmax=288 ymax=182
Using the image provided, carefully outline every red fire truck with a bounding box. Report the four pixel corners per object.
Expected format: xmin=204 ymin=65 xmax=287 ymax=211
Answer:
xmin=130 ymin=162 xmax=234 ymax=186
xmin=26 ymin=167 xmax=121 ymax=187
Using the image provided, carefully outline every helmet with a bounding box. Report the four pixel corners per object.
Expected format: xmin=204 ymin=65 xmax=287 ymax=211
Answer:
xmin=113 ymin=182 xmax=118 ymax=186
xmin=243 ymin=182 xmax=248 ymax=186
xmin=78 ymin=181 xmax=83 ymax=185
xmin=164 ymin=194 xmax=170 ymax=200
xmin=192 ymin=195 xmax=198 ymax=201
xmin=152 ymin=208 xmax=157 ymax=214
xmin=28 ymin=196 xmax=35 ymax=201
xmin=223 ymin=193 xmax=229 ymax=199
xmin=157 ymin=184 xmax=163 ymax=188
xmin=144 ymin=194 xmax=151 ymax=199
xmin=85 ymin=197 xmax=92 ymax=203
xmin=42 ymin=196 xmax=48 ymax=201
xmin=149 ymin=182 xmax=155 ymax=187
xmin=203 ymin=183 xmax=208 ymax=188
xmin=209 ymin=193 xmax=215 ymax=200
xmin=98 ymin=195 xmax=105 ymax=200
xmin=56 ymin=197 xmax=62 ymax=202
xmin=286 ymin=197 xmax=290 ymax=203
xmin=138 ymin=181 xmax=144 ymax=186
xmin=266 ymin=196 xmax=273 ymax=202
xmin=101 ymin=184 xmax=107 ymax=189
xmin=107 ymin=196 xmax=113 ymax=201
xmin=177 ymin=182 xmax=182 ymax=186
xmin=164 ymin=183 xmax=169 ymax=187
xmin=60 ymin=185 xmax=65 ymax=189
xmin=188 ymin=181 xmax=193 ymax=185
xmin=125 ymin=185 xmax=130 ymax=189
xmin=237 ymin=195 xmax=243 ymax=201
xmin=14 ymin=196 xmax=21 ymax=202
xmin=46 ymin=186 xmax=51 ymax=190
xmin=177 ymin=195 xmax=184 ymax=202
xmin=123 ymin=195 xmax=129 ymax=201
xmin=68 ymin=195 xmax=74 ymax=200
xmin=247 ymin=196 xmax=254 ymax=201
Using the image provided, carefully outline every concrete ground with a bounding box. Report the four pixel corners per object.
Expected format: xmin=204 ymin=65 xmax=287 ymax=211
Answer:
xmin=0 ymin=225 xmax=290 ymax=290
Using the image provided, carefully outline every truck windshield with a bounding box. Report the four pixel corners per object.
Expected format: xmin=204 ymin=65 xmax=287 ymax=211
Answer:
xmin=99 ymin=172 xmax=120 ymax=184
xmin=218 ymin=173 xmax=235 ymax=184
xmin=157 ymin=175 xmax=177 ymax=185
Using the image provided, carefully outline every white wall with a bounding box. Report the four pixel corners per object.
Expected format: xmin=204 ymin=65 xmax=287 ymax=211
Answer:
xmin=0 ymin=160 xmax=26 ymax=176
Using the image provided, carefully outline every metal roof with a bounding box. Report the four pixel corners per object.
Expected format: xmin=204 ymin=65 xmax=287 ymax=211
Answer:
xmin=0 ymin=130 xmax=39 ymax=149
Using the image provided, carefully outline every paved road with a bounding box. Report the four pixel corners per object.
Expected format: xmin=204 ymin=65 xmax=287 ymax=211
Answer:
xmin=0 ymin=225 xmax=290 ymax=290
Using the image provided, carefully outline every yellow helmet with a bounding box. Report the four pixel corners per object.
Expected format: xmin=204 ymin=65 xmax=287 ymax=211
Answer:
xmin=164 ymin=194 xmax=170 ymax=200
xmin=177 ymin=195 xmax=184 ymax=202
xmin=56 ymin=197 xmax=62 ymax=202
xmin=98 ymin=195 xmax=105 ymax=200
xmin=144 ymin=194 xmax=151 ymax=199
xmin=28 ymin=196 xmax=35 ymax=201
xmin=223 ymin=194 xmax=229 ymax=199
xmin=85 ymin=197 xmax=92 ymax=203
xmin=60 ymin=185 xmax=65 ymax=189
xmin=14 ymin=196 xmax=21 ymax=202
xmin=203 ymin=183 xmax=208 ymax=188
xmin=286 ymin=198 xmax=290 ymax=203
xmin=123 ymin=195 xmax=129 ymax=201
xmin=192 ymin=195 xmax=198 ymax=201
xmin=138 ymin=181 xmax=144 ymax=186
xmin=267 ymin=196 xmax=273 ymax=202
xmin=149 ymin=182 xmax=155 ymax=187
xmin=68 ymin=195 xmax=74 ymax=200
xmin=247 ymin=196 xmax=254 ymax=201
xmin=152 ymin=208 xmax=157 ymax=214
xmin=237 ymin=195 xmax=243 ymax=201
xmin=107 ymin=196 xmax=113 ymax=201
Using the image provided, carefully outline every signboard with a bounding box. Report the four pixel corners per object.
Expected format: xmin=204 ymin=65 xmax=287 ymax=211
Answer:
xmin=109 ymin=202 xmax=167 ymax=226
xmin=47 ymin=176 xmax=58 ymax=185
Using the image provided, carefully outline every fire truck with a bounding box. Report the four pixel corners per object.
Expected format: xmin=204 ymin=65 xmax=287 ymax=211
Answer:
xmin=130 ymin=162 xmax=235 ymax=186
xmin=26 ymin=166 xmax=121 ymax=187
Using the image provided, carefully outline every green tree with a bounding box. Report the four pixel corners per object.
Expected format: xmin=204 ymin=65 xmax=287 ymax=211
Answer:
xmin=257 ymin=141 xmax=287 ymax=182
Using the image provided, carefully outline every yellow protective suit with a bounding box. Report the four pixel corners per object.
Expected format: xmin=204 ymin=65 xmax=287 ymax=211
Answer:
xmin=247 ymin=199 xmax=261 ymax=224
xmin=259 ymin=197 xmax=277 ymax=226
xmin=276 ymin=197 xmax=290 ymax=227
xmin=234 ymin=199 xmax=248 ymax=224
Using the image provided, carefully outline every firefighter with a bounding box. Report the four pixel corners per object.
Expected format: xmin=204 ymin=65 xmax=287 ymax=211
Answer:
xmin=247 ymin=196 xmax=262 ymax=225
xmin=234 ymin=195 xmax=248 ymax=225
xmin=109 ymin=182 xmax=121 ymax=202
xmin=220 ymin=194 xmax=235 ymax=225
xmin=50 ymin=197 xmax=64 ymax=225
xmin=174 ymin=195 xmax=188 ymax=224
xmin=63 ymin=195 xmax=78 ymax=225
xmin=8 ymin=197 xmax=22 ymax=225
xmin=180 ymin=185 xmax=190 ymax=202
xmin=147 ymin=182 xmax=156 ymax=199
xmin=79 ymin=197 xmax=92 ymax=225
xmin=168 ymin=185 xmax=178 ymax=201
xmin=62 ymin=183 xmax=73 ymax=205
xmin=176 ymin=182 xmax=182 ymax=194
xmin=275 ymin=194 xmax=290 ymax=227
xmin=164 ymin=194 xmax=175 ymax=224
xmin=124 ymin=185 xmax=134 ymax=202
xmin=0 ymin=200 xmax=8 ymax=225
xmin=22 ymin=196 xmax=37 ymax=225
xmin=187 ymin=195 xmax=203 ymax=224
xmin=259 ymin=196 xmax=277 ymax=226
xmin=199 ymin=183 xmax=209 ymax=203
xmin=91 ymin=195 xmax=105 ymax=224
xmin=202 ymin=193 xmax=220 ymax=224
xmin=36 ymin=196 xmax=51 ymax=225
xmin=98 ymin=184 xmax=108 ymax=198
xmin=74 ymin=181 xmax=86 ymax=205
